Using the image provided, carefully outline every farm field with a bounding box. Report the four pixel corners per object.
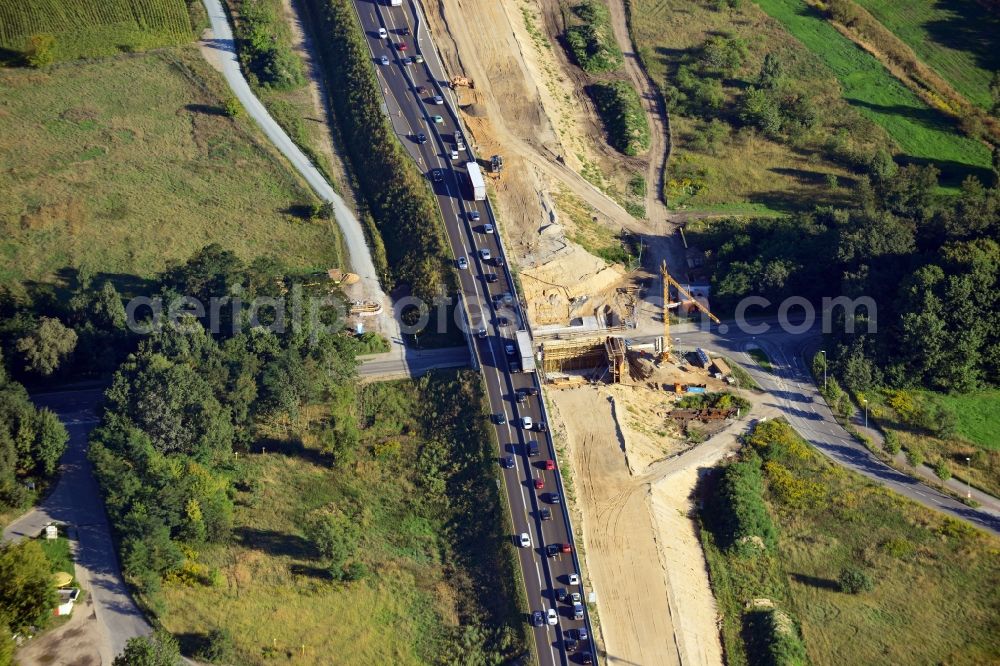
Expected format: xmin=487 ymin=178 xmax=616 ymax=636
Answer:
xmin=0 ymin=0 xmax=192 ymax=63
xmin=701 ymin=420 xmax=1000 ymax=666
xmin=0 ymin=46 xmax=341 ymax=291
xmin=159 ymin=372 xmax=526 ymax=665
xmin=753 ymin=0 xmax=992 ymax=185
xmin=853 ymin=0 xmax=998 ymax=110
xmin=630 ymin=0 xmax=874 ymax=213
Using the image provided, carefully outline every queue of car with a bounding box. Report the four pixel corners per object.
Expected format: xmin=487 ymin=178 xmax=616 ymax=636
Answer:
xmin=367 ymin=14 xmax=593 ymax=661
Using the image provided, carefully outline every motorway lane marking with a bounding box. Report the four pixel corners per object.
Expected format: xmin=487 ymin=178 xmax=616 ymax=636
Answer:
xmin=361 ymin=5 xmax=571 ymax=659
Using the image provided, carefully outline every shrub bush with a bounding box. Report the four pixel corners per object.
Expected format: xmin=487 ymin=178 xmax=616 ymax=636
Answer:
xmin=716 ymin=455 xmax=778 ymax=554
xmin=236 ymin=0 xmax=305 ymax=90
xmin=564 ymin=0 xmax=623 ymax=74
xmin=838 ymin=565 xmax=875 ymax=594
xmin=589 ymin=80 xmax=651 ymax=156
xmin=934 ymin=460 xmax=952 ymax=481
xmin=196 ymin=627 xmax=237 ymax=664
xmin=883 ymin=430 xmax=901 ymax=455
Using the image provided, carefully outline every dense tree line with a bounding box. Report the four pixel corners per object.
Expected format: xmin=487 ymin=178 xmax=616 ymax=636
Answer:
xmin=692 ymin=160 xmax=1000 ymax=394
xmin=0 ymin=361 xmax=68 ymax=513
xmin=88 ymin=245 xmax=364 ymax=611
xmin=300 ymin=0 xmax=451 ymax=301
xmin=0 ymin=270 xmax=135 ymax=383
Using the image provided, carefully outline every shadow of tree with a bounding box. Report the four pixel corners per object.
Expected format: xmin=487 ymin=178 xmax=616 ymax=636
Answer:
xmin=185 ymin=103 xmax=228 ymax=117
xmin=790 ymin=572 xmax=840 ymax=590
xmin=924 ymin=0 xmax=999 ymax=76
xmin=234 ymin=527 xmax=315 ymax=559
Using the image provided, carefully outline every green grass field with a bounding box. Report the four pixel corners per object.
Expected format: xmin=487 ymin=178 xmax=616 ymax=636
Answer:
xmin=853 ymin=0 xmax=998 ymax=110
xmin=866 ymin=388 xmax=1000 ymax=496
xmin=630 ymin=0 xmax=871 ymax=213
xmin=921 ymin=389 xmax=1000 ymax=451
xmin=0 ymin=47 xmax=341 ymax=292
xmin=754 ymin=0 xmax=992 ymax=184
xmin=702 ymin=420 xmax=1000 ymax=666
xmin=0 ymin=0 xmax=192 ymax=63
xmin=161 ymin=372 xmax=525 ymax=665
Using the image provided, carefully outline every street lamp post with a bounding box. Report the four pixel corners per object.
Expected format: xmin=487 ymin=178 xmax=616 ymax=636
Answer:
xmin=966 ymin=456 xmax=972 ymax=499
xmin=820 ymin=350 xmax=827 ymax=391
xmin=863 ymin=398 xmax=868 ymax=429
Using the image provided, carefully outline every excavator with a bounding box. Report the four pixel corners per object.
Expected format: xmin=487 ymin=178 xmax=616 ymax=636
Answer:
xmin=659 ymin=260 xmax=719 ymax=361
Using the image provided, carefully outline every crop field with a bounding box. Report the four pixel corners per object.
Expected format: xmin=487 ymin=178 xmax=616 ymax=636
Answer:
xmin=0 ymin=0 xmax=192 ymax=62
xmin=753 ymin=0 xmax=992 ymax=184
xmin=0 ymin=47 xmax=340 ymax=291
xmin=853 ymin=0 xmax=998 ymax=110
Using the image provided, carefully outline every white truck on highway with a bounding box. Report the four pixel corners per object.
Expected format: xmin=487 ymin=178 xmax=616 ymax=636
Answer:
xmin=516 ymin=330 xmax=536 ymax=373
xmin=389 ymin=0 xmax=402 ymax=6
xmin=466 ymin=161 xmax=486 ymax=201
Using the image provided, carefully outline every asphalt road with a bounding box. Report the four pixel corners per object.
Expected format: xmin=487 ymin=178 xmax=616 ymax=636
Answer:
xmin=357 ymin=345 xmax=470 ymax=380
xmin=654 ymin=319 xmax=1000 ymax=536
xmin=200 ymin=0 xmax=403 ymax=352
xmin=3 ymin=388 xmax=152 ymax=661
xmin=350 ymin=1 xmax=595 ymax=662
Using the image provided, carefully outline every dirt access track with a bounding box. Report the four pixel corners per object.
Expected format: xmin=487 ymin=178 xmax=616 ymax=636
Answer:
xmin=418 ymin=0 xmax=688 ymax=332
xmin=424 ymin=0 xmax=660 ymax=250
xmin=550 ymin=386 xmax=731 ymax=665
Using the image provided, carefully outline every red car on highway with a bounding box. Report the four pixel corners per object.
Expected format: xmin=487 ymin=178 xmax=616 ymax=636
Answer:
xmin=534 ymin=477 xmax=544 ymax=490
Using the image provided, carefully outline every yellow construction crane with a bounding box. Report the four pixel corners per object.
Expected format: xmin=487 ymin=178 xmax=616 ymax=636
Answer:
xmin=660 ymin=260 xmax=720 ymax=361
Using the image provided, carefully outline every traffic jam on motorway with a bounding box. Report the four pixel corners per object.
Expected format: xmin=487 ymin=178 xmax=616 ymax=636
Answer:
xmin=358 ymin=0 xmax=596 ymax=663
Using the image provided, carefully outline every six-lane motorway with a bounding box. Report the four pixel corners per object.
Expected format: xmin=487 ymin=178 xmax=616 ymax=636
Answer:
xmin=349 ymin=0 xmax=596 ymax=663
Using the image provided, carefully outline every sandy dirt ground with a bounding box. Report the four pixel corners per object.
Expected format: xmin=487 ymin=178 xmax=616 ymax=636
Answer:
xmin=16 ymin=592 xmax=105 ymax=666
xmin=550 ymin=385 xmax=737 ymax=665
xmin=606 ymin=365 xmax=731 ymax=474
xmin=420 ymin=0 xmax=654 ymax=251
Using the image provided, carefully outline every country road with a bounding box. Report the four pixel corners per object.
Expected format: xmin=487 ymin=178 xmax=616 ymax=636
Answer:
xmin=199 ymin=0 xmax=404 ymax=352
xmin=657 ymin=319 xmax=1000 ymax=536
xmin=3 ymin=388 xmax=150 ymax=663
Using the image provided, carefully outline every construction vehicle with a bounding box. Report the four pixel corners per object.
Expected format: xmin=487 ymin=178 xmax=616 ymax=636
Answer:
xmin=490 ymin=154 xmax=504 ymax=174
xmin=660 ymin=260 xmax=719 ymax=361
xmin=449 ymin=76 xmax=474 ymax=89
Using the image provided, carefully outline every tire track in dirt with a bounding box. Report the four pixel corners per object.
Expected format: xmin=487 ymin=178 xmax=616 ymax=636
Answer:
xmin=606 ymin=0 xmax=673 ymax=230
